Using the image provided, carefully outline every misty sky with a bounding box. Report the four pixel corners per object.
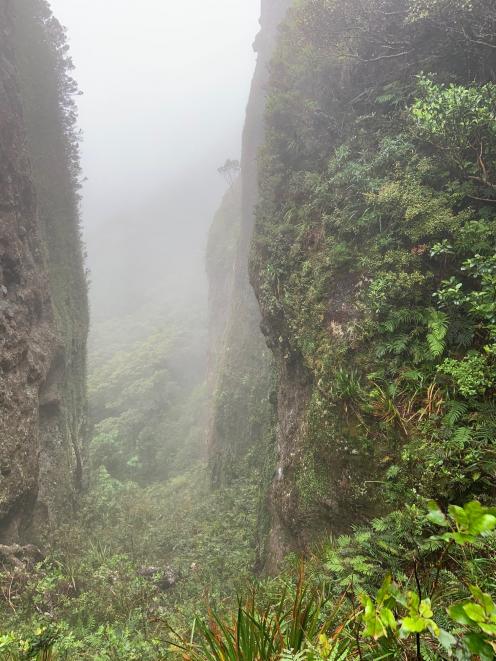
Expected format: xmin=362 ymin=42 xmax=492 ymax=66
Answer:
xmin=48 ymin=0 xmax=261 ymax=318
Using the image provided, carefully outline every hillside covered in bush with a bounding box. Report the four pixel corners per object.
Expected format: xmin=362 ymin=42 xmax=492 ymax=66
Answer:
xmin=1 ymin=0 xmax=496 ymax=659
xmin=251 ymin=0 xmax=496 ymax=557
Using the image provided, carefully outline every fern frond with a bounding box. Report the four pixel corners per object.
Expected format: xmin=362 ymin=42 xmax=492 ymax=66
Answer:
xmin=371 ymin=518 xmax=388 ymax=533
xmin=473 ymin=423 xmax=496 ymax=444
xmin=443 ymin=400 xmax=468 ymax=427
xmin=449 ymin=426 xmax=472 ymax=449
xmin=380 ymin=308 xmax=426 ymax=334
xmin=426 ymin=309 xmax=449 ymax=358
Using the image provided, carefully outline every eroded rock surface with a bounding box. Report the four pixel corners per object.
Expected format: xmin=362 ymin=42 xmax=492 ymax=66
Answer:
xmin=0 ymin=0 xmax=55 ymax=541
xmin=0 ymin=0 xmax=88 ymax=542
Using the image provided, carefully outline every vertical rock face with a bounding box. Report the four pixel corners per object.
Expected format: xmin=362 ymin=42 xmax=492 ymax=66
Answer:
xmin=0 ymin=0 xmax=54 ymax=541
xmin=206 ymin=0 xmax=291 ymax=569
xmin=240 ymin=0 xmax=292 ymax=251
xmin=0 ymin=0 xmax=88 ymax=542
xmin=242 ymin=0 xmax=305 ymax=572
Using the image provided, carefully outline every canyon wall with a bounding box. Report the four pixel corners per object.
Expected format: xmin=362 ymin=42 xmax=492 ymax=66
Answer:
xmin=0 ymin=0 xmax=88 ymax=542
xmin=206 ymin=0 xmax=291 ymax=568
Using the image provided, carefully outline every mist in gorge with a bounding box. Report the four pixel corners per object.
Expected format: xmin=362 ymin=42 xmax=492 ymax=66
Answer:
xmin=48 ymin=0 xmax=263 ymax=488
xmin=0 ymin=0 xmax=270 ymax=650
xmin=2 ymin=0 xmax=496 ymax=657
xmin=49 ymin=0 xmax=259 ymax=321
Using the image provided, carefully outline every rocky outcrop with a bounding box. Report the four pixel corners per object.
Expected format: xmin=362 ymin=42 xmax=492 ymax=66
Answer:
xmin=138 ymin=565 xmax=179 ymax=591
xmin=0 ymin=0 xmax=88 ymax=542
xmin=206 ymin=0 xmax=291 ymax=569
xmin=12 ymin=0 xmax=89 ymax=537
xmin=0 ymin=543 xmax=44 ymax=570
xmin=0 ymin=0 xmax=54 ymax=541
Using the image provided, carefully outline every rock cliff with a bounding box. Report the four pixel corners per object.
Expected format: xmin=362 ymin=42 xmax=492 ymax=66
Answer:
xmin=0 ymin=0 xmax=88 ymax=542
xmin=206 ymin=0 xmax=291 ymax=568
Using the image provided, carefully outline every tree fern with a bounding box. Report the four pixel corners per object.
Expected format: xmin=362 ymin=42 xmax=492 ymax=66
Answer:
xmin=355 ymin=531 xmax=373 ymax=545
xmin=371 ymin=518 xmax=389 ymax=534
xmin=337 ymin=536 xmax=352 ymax=549
xmin=401 ymin=369 xmax=424 ymax=385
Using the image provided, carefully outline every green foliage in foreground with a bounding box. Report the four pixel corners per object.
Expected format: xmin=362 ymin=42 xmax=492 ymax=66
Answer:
xmin=167 ymin=501 xmax=495 ymax=660
xmin=3 ymin=1 xmax=496 ymax=660
xmin=0 ymin=464 xmax=259 ymax=659
xmin=1 ymin=499 xmax=495 ymax=659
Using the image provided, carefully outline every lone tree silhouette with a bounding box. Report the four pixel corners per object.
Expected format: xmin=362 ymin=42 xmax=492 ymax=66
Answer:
xmin=217 ymin=158 xmax=240 ymax=185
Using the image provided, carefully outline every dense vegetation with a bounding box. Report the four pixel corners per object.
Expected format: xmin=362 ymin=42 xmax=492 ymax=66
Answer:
xmin=0 ymin=302 xmax=263 ymax=658
xmin=252 ymin=0 xmax=496 ymax=533
xmin=1 ymin=0 xmax=496 ymax=659
xmin=88 ymin=310 xmax=207 ymax=483
xmin=1 ymin=496 xmax=495 ymax=658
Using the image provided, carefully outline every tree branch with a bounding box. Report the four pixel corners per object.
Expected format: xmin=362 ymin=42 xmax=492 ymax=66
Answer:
xmin=347 ymin=50 xmax=412 ymax=63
